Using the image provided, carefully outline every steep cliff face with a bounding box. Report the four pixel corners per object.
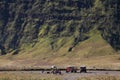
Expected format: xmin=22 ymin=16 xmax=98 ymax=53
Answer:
xmin=100 ymin=0 xmax=120 ymax=50
xmin=0 ymin=0 xmax=120 ymax=55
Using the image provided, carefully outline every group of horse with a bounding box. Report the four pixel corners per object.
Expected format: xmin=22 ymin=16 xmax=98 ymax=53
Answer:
xmin=42 ymin=66 xmax=87 ymax=74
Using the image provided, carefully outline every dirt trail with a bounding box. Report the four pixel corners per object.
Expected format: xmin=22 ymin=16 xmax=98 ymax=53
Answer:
xmin=0 ymin=71 xmax=120 ymax=80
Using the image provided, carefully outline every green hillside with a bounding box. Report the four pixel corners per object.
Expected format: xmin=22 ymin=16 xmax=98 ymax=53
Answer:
xmin=0 ymin=0 xmax=119 ymax=62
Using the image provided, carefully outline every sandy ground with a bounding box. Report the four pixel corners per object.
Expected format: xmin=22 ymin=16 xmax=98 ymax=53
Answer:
xmin=0 ymin=70 xmax=120 ymax=80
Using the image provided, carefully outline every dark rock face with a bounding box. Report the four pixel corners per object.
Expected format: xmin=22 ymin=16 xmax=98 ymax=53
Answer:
xmin=0 ymin=0 xmax=119 ymax=54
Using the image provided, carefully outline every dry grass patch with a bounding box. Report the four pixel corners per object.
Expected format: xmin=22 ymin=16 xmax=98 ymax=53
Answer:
xmin=78 ymin=76 xmax=120 ymax=80
xmin=0 ymin=72 xmax=62 ymax=80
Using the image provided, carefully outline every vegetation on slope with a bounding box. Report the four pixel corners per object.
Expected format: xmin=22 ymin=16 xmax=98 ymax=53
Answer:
xmin=0 ymin=0 xmax=119 ymax=56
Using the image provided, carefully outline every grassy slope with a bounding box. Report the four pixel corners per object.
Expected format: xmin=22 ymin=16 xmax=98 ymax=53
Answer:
xmin=0 ymin=28 xmax=119 ymax=69
xmin=74 ymin=27 xmax=115 ymax=57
